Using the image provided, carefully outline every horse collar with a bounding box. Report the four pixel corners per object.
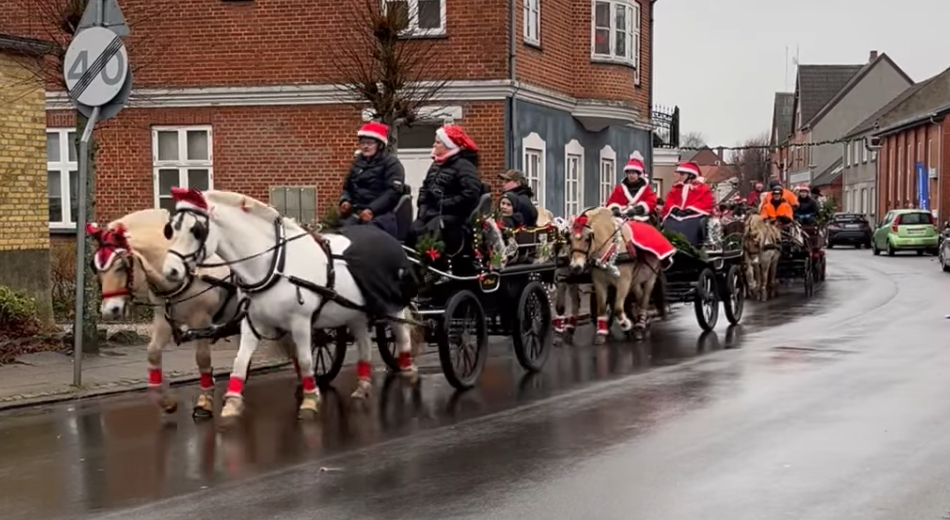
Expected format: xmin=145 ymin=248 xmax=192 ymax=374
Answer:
xmin=238 ymin=216 xmax=288 ymax=294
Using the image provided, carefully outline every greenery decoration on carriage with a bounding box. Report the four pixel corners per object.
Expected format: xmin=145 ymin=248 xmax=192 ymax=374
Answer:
xmin=662 ymin=229 xmax=707 ymax=260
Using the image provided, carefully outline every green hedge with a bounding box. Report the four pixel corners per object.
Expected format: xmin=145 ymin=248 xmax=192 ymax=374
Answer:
xmin=0 ymin=286 xmax=41 ymax=339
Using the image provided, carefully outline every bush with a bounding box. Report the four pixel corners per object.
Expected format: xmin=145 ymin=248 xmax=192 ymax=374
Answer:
xmin=50 ymin=241 xmax=77 ymax=321
xmin=0 ymin=285 xmax=41 ymax=339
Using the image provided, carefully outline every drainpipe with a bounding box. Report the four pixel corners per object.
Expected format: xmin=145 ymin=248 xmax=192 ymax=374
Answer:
xmin=508 ymin=0 xmax=518 ymax=170
xmin=931 ymin=115 xmax=942 ymax=222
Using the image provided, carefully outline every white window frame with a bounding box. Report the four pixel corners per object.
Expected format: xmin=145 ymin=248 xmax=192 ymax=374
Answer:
xmin=845 ymin=142 xmax=852 ymax=167
xmin=46 ymin=128 xmax=77 ymax=230
xmin=383 ymin=0 xmax=446 ymax=38
xmin=522 ymin=132 xmax=546 ymax=208
xmin=590 ymin=0 xmax=639 ymax=71
xmin=862 ymin=140 xmax=869 ymax=162
xmin=598 ymin=145 xmax=616 ymax=204
xmin=651 ymin=179 xmax=662 ymax=196
xmin=929 ymin=138 xmax=934 ymax=168
xmin=152 ymin=126 xmax=214 ymax=211
xmin=564 ymin=139 xmax=585 ymax=217
xmin=853 ymin=141 xmax=860 ymax=165
xmin=270 ymin=186 xmax=318 ymax=225
xmin=861 ymin=188 xmax=868 ymax=214
xmin=523 ymin=0 xmax=540 ymax=46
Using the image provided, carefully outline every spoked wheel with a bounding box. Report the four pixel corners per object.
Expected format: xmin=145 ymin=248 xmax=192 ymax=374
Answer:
xmin=803 ymin=256 xmax=815 ymax=297
xmin=437 ymin=290 xmax=488 ymax=390
xmin=312 ymin=327 xmax=348 ymax=387
xmin=374 ymin=324 xmax=401 ymax=372
xmin=722 ymin=264 xmax=745 ymax=325
xmin=693 ymin=268 xmax=720 ymax=332
xmin=512 ymin=281 xmax=553 ymax=372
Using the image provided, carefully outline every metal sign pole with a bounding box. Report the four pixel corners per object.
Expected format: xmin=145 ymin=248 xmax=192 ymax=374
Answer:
xmin=73 ymin=106 xmax=100 ymax=387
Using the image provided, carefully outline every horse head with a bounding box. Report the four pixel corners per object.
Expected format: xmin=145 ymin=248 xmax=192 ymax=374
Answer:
xmin=162 ymin=187 xmax=218 ymax=285
xmin=87 ymin=222 xmax=137 ymax=320
xmin=567 ymin=207 xmax=620 ymax=274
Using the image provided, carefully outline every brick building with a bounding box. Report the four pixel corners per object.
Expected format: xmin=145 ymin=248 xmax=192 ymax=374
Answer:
xmin=863 ymin=64 xmax=950 ymax=220
xmin=0 ymin=34 xmax=53 ymax=317
xmin=4 ymin=0 xmax=655 ymax=237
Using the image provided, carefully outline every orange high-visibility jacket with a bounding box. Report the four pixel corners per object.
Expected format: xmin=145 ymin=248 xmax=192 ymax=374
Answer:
xmin=760 ymin=199 xmax=794 ymax=220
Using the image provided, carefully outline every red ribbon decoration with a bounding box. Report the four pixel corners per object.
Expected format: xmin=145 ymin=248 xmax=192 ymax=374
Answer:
xmin=426 ymin=248 xmax=441 ymax=261
xmin=572 ymin=215 xmax=589 ymax=235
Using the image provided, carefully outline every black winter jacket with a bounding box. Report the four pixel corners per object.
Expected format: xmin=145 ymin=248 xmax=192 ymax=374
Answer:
xmin=795 ymin=196 xmax=820 ymax=218
xmin=341 ymin=152 xmax=405 ymax=215
xmin=417 ymin=150 xmax=486 ymax=222
xmin=501 ymin=184 xmax=538 ymax=227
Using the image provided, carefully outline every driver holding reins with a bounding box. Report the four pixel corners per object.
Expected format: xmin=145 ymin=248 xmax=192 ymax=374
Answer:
xmin=605 ymin=151 xmax=657 ymax=222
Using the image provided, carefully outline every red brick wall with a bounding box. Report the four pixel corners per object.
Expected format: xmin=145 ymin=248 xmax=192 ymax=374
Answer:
xmin=47 ymin=101 xmax=506 ymax=223
xmin=3 ymin=0 xmax=510 ymax=90
xmin=516 ymin=0 xmax=649 ymax=116
xmin=877 ymin=120 xmax=945 ymax=218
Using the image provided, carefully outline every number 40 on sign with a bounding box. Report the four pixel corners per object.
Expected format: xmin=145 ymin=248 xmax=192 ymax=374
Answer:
xmin=63 ymin=26 xmax=129 ymax=108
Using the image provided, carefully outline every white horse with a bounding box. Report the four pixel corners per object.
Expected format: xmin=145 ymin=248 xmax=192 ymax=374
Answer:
xmin=87 ymin=210 xmax=241 ymax=418
xmin=160 ymin=188 xmax=417 ymax=424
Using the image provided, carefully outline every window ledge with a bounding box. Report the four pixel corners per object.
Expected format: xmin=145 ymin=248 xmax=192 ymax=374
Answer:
xmin=524 ymin=39 xmax=541 ymax=50
xmin=590 ymin=55 xmax=636 ymax=69
xmin=399 ymin=30 xmax=447 ymax=40
xmin=50 ymin=225 xmax=77 ymax=235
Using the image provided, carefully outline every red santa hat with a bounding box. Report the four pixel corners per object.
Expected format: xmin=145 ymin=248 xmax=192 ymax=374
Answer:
xmin=435 ymin=125 xmax=478 ymax=152
xmin=171 ymin=187 xmax=209 ymax=213
xmin=624 ymin=153 xmax=645 ymax=174
xmin=357 ymin=122 xmax=389 ymax=145
xmin=675 ymin=161 xmax=701 ymax=178
xmin=795 ymin=184 xmax=810 ymax=191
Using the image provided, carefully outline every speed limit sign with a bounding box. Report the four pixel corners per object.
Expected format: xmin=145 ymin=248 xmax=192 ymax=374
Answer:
xmin=63 ymin=26 xmax=129 ymax=107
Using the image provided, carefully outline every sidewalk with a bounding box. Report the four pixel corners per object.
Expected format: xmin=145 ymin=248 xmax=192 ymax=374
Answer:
xmin=0 ymin=336 xmax=290 ymax=411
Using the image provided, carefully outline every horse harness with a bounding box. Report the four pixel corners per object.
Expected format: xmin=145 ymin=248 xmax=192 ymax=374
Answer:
xmin=166 ymin=208 xmax=401 ymax=342
xmin=570 ymin=211 xmax=659 ymax=277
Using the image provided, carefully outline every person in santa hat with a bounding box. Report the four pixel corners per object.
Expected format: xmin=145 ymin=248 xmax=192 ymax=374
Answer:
xmin=339 ymin=121 xmax=406 ymax=239
xmin=661 ymin=160 xmax=718 ymax=248
xmin=406 ymin=124 xmax=487 ymax=253
xmin=605 ymin=151 xmax=657 ymax=223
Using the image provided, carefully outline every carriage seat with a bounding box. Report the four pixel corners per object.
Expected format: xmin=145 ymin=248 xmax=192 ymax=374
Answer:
xmin=393 ymin=184 xmax=412 ymax=242
xmin=468 ymin=192 xmax=493 ymax=223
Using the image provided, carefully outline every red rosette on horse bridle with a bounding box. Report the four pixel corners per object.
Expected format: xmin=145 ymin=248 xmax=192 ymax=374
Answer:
xmin=572 ymin=215 xmax=589 ymax=235
xmin=86 ymin=222 xmax=131 ymax=272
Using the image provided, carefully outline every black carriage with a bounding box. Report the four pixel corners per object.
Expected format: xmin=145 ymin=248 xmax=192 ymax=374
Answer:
xmin=660 ymin=244 xmax=745 ymax=332
xmin=775 ymin=221 xmax=825 ymax=297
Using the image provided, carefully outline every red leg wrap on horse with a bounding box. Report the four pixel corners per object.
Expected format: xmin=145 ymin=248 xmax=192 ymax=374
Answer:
xmin=199 ymin=372 xmax=214 ymax=391
xmin=398 ymin=351 xmax=413 ymax=370
xmin=596 ymin=317 xmax=609 ymax=335
xmin=357 ymin=360 xmax=372 ymax=380
xmin=147 ymin=368 xmax=162 ymax=387
xmin=566 ymin=316 xmax=576 ymax=329
xmin=301 ymin=376 xmax=317 ymax=393
xmin=226 ymin=376 xmax=244 ymax=396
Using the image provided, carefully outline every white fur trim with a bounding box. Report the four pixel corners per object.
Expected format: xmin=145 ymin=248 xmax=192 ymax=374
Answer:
xmin=606 ymin=202 xmax=623 ymax=211
xmin=629 ymin=150 xmax=644 ymax=161
xmin=676 ymin=163 xmax=701 ymax=177
xmin=622 ymin=184 xmax=647 ymax=206
xmin=357 ymin=129 xmax=387 ymax=144
xmin=435 ymin=128 xmax=458 ymax=150
xmin=175 ymin=201 xmax=207 ymax=213
xmin=94 ymin=248 xmax=123 ymax=272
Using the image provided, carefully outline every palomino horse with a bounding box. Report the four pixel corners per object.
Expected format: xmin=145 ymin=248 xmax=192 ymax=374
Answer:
xmin=160 ymin=188 xmax=417 ymax=424
xmin=567 ymin=207 xmax=666 ymax=342
xmin=743 ymin=214 xmax=782 ymax=301
xmin=87 ymin=210 xmax=240 ymax=418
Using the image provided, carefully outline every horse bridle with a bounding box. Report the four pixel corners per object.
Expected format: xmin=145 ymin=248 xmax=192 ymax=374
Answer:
xmin=570 ymin=211 xmax=623 ymax=268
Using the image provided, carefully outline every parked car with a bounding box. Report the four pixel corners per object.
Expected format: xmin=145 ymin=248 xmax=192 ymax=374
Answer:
xmin=871 ymin=209 xmax=939 ymax=256
xmin=826 ymin=213 xmax=872 ymax=248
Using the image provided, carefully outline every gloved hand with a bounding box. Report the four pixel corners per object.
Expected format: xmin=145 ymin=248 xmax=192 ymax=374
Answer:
xmin=611 ymin=206 xmax=622 ymax=217
xmin=626 ymin=205 xmax=645 ymax=217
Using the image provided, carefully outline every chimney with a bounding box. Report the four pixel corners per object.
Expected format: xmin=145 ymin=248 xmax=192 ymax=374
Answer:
xmin=869 ymin=50 xmax=878 ymax=62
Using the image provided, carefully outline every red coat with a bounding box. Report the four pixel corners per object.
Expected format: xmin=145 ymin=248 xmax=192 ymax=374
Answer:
xmin=662 ymin=180 xmax=715 ymax=221
xmin=605 ymin=181 xmax=657 ymax=222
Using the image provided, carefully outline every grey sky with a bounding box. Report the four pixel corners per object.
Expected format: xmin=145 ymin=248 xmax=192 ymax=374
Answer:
xmin=653 ymin=0 xmax=950 ymax=148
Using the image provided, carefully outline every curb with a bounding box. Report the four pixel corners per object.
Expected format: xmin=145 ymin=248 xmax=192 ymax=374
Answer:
xmin=0 ymin=359 xmax=292 ymax=412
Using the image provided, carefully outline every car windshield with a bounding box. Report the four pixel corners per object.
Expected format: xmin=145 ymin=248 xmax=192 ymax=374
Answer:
xmin=834 ymin=214 xmax=867 ymax=224
xmin=898 ymin=212 xmax=932 ymax=225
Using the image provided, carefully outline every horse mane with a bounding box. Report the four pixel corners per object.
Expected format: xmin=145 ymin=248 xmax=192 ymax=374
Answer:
xmin=745 ymin=214 xmax=779 ymax=243
xmin=204 ymin=190 xmax=307 ymax=234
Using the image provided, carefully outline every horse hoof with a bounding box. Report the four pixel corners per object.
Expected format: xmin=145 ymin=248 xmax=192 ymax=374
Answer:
xmin=351 ymin=379 xmax=372 ymax=400
xmin=218 ymin=415 xmax=242 ymax=431
xmin=400 ymin=366 xmax=420 ymax=386
xmin=619 ymin=320 xmax=633 ymax=332
xmin=298 ymin=408 xmax=319 ymax=421
xmin=563 ymin=330 xmax=574 ymax=344
xmin=298 ymin=394 xmax=321 ymax=420
xmin=594 ymin=335 xmax=606 ymax=345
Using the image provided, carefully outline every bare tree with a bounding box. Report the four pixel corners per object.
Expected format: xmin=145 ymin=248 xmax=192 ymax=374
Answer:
xmin=330 ymin=0 xmax=449 ymax=153
xmin=680 ymin=131 xmax=706 ymax=149
xmin=730 ymin=133 xmax=772 ymax=193
xmin=2 ymin=0 xmax=164 ymax=352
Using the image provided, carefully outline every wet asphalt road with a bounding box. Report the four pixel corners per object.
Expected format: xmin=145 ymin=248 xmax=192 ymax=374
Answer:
xmin=2 ymin=249 xmax=950 ymax=520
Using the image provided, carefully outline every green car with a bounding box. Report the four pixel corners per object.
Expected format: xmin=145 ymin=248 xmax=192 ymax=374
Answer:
xmin=872 ymin=209 xmax=939 ymax=256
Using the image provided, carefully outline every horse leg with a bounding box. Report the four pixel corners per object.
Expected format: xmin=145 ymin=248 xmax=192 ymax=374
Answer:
xmin=192 ymin=338 xmax=215 ymax=419
xmin=287 ymin=316 xmax=321 ymax=421
xmin=613 ymin=268 xmax=635 ymax=333
xmin=220 ymin=321 xmax=261 ymax=426
xmin=350 ymin=324 xmax=374 ymax=401
xmin=566 ymin=283 xmax=581 ymax=343
xmin=592 ymin=276 xmax=609 ymax=344
xmin=146 ymin=317 xmax=178 ymax=415
xmin=553 ymin=278 xmax=567 ymax=334
xmin=392 ymin=308 xmax=419 ymax=385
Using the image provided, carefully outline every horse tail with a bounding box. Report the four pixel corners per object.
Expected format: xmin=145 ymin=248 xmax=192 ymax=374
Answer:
xmin=652 ymin=271 xmax=668 ymax=319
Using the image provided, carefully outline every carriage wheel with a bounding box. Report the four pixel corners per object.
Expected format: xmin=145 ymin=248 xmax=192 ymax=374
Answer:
xmin=512 ymin=281 xmax=553 ymax=372
xmin=693 ymin=268 xmax=720 ymax=332
xmin=312 ymin=327 xmax=348 ymax=387
xmin=722 ymin=264 xmax=745 ymax=325
xmin=803 ymin=256 xmax=815 ymax=297
xmin=437 ymin=290 xmax=488 ymax=390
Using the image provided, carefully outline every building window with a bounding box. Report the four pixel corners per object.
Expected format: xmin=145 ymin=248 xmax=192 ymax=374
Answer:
xmin=523 ymin=0 xmax=540 ymax=45
xmin=853 ymin=141 xmax=860 ymax=165
xmin=870 ymin=187 xmax=876 ymax=217
xmin=384 ymin=0 xmax=445 ymax=37
xmin=522 ymin=132 xmax=546 ymax=208
xmin=651 ymin=179 xmax=662 ymax=196
xmin=47 ymin=129 xmax=78 ymax=229
xmin=845 ymin=143 xmax=851 ymax=167
xmin=152 ymin=127 xmax=213 ymax=212
xmin=564 ymin=139 xmax=585 ymax=217
xmin=270 ymin=187 xmax=318 ymax=226
xmin=599 ymin=145 xmax=616 ymax=203
xmin=591 ymin=0 xmax=639 ymax=69
xmin=862 ymin=140 xmax=868 ymax=162
xmin=861 ymin=188 xmax=868 ymax=214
